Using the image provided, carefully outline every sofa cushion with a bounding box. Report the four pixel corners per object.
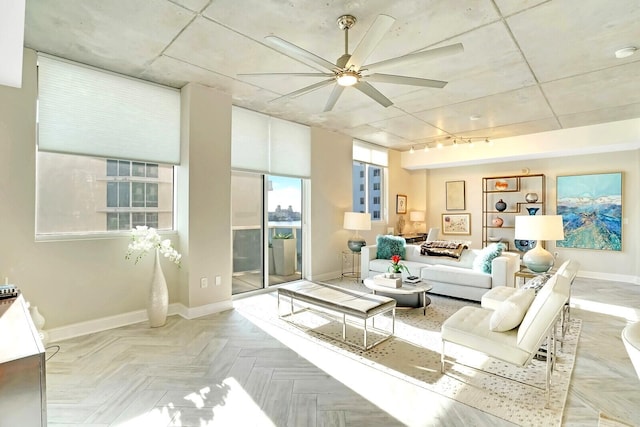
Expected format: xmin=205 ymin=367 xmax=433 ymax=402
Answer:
xmin=489 ymin=288 xmax=535 ymax=332
xmin=472 ymin=243 xmax=505 ymax=273
xmin=376 ymin=235 xmax=406 ymax=260
xmin=421 ymin=264 xmax=492 ymax=289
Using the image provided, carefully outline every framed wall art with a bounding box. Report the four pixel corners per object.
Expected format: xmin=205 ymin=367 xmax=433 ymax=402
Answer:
xmin=442 ymin=213 xmax=471 ymax=235
xmin=446 ymin=180 xmax=465 ymax=210
xmin=396 ymin=194 xmax=407 ymax=214
xmin=556 ymin=172 xmax=622 ymax=251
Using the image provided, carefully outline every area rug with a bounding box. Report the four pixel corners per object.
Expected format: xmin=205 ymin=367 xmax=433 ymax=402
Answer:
xmin=234 ymin=283 xmax=581 ymax=427
xmin=598 ymin=412 xmax=636 ymax=427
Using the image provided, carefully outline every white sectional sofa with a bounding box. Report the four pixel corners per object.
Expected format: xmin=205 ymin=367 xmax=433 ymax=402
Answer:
xmin=361 ymin=243 xmax=520 ymax=302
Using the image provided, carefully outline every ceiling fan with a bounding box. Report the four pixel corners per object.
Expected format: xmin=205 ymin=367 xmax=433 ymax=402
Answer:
xmin=240 ymin=14 xmax=463 ymax=112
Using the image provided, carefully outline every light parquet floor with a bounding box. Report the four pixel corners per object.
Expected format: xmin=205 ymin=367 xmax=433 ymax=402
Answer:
xmin=45 ymin=277 xmax=640 ymax=426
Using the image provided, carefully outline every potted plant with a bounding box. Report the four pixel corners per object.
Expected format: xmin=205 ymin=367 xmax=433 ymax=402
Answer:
xmin=272 ymin=233 xmax=296 ymax=275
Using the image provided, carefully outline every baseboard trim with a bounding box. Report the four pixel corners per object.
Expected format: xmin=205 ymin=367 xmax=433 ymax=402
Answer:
xmin=47 ymin=300 xmax=233 ymax=343
xmin=578 ymin=271 xmax=640 ymax=285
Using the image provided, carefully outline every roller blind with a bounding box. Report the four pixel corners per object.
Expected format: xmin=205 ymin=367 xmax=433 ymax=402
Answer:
xmin=37 ymin=54 xmax=181 ymax=165
xmin=231 ymin=106 xmax=310 ymax=177
xmin=353 ymin=139 xmax=388 ymax=167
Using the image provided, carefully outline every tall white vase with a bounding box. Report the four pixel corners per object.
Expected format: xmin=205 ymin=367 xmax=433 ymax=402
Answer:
xmin=148 ymin=249 xmax=168 ymax=327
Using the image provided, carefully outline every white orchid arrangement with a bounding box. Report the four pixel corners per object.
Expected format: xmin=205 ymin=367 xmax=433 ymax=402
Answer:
xmin=125 ymin=226 xmax=182 ymax=266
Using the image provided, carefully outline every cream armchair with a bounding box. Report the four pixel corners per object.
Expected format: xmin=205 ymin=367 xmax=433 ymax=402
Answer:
xmin=441 ymin=272 xmax=570 ymax=405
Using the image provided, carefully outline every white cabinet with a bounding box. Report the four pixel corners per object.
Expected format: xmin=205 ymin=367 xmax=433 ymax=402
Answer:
xmin=0 ymin=294 xmax=47 ymax=426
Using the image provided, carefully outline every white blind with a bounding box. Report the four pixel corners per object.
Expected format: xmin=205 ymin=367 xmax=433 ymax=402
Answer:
xmin=231 ymin=106 xmax=311 ymax=177
xmin=231 ymin=107 xmax=270 ymax=172
xmin=353 ymin=139 xmax=388 ymax=166
xmin=37 ymin=54 xmax=181 ymax=165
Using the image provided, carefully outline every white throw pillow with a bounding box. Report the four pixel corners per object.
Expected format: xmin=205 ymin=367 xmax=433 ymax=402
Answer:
xmin=489 ymin=288 xmax=536 ymax=332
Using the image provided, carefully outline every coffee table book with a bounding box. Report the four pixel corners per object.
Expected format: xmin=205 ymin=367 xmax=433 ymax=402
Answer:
xmin=373 ymin=274 xmax=402 ymax=288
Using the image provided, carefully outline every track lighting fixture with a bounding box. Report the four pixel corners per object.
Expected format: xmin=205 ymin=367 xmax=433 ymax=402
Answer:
xmin=409 ymin=146 xmax=415 ymax=154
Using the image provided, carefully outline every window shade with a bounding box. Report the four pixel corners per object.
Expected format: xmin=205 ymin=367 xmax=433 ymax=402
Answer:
xmin=353 ymin=139 xmax=388 ymax=167
xmin=37 ymin=54 xmax=181 ymax=165
xmin=231 ymin=106 xmax=310 ymax=177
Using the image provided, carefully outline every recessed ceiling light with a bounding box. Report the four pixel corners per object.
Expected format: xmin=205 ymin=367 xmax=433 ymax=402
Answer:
xmin=469 ymin=114 xmax=481 ymax=121
xmin=615 ymin=47 xmax=637 ymax=59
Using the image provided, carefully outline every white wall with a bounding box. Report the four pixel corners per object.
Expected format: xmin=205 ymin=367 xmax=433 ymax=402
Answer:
xmin=425 ymin=151 xmax=640 ymax=283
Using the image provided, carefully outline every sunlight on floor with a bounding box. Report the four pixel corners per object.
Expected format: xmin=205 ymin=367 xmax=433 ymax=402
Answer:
xmin=572 ymin=298 xmax=640 ymax=321
xmin=116 ymin=379 xmax=275 ymax=427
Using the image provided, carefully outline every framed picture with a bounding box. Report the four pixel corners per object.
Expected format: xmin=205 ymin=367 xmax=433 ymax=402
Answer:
xmin=396 ymin=194 xmax=407 ymax=214
xmin=446 ymin=180 xmax=465 ymax=210
xmin=442 ymin=213 xmax=471 ymax=235
xmin=556 ymin=172 xmax=622 ymax=251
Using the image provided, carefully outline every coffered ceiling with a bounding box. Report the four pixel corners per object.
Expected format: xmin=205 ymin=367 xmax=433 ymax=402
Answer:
xmin=24 ymin=0 xmax=640 ymax=151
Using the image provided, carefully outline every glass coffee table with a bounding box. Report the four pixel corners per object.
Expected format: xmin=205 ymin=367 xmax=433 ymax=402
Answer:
xmin=363 ymin=278 xmax=433 ymax=315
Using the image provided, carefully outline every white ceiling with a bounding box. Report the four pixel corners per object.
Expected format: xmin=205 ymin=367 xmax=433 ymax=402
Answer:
xmin=23 ymin=0 xmax=640 ymax=152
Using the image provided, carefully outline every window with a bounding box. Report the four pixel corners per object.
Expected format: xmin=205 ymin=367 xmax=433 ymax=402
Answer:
xmin=36 ymin=152 xmax=174 ymax=235
xmin=352 ymin=161 xmax=385 ymax=221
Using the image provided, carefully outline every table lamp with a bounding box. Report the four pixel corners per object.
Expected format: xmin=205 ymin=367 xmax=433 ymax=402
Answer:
xmin=409 ymin=210 xmax=425 ymax=232
xmin=514 ymin=215 xmax=564 ymax=273
xmin=343 ymin=212 xmax=371 ymax=252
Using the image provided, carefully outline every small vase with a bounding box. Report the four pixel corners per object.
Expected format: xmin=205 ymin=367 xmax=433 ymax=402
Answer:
xmin=525 ymin=192 xmax=539 ymax=203
xmin=495 ymin=199 xmax=507 ymax=212
xmin=526 ymin=207 xmax=540 ymax=216
xmin=148 ymin=249 xmax=168 ymax=328
xmin=29 ymin=305 xmax=45 ymax=330
xmin=492 ymin=216 xmax=504 ymax=227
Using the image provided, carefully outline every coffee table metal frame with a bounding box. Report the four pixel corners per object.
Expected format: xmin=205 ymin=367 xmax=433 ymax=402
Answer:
xmin=363 ymin=278 xmax=433 ymax=315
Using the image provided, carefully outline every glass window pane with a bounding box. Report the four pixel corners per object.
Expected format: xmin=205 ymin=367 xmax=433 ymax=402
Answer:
xmin=106 ymin=212 xmax=118 ymax=230
xmin=106 ymin=159 xmax=118 ymax=176
xmin=131 ymin=182 xmax=145 ymax=207
xmin=132 ymin=162 xmax=146 ymax=177
xmin=146 ymin=163 xmax=158 ymax=178
xmin=146 ymin=213 xmax=158 ymax=228
xmin=36 ymin=152 xmax=174 ymax=235
xmin=132 ymin=212 xmax=146 ymax=227
xmin=118 ymin=212 xmax=130 ymax=230
xmin=118 ymin=182 xmax=130 ymax=207
xmin=118 ymin=160 xmax=130 ymax=176
xmin=106 ymin=182 xmax=118 ymax=207
xmin=146 ymin=183 xmax=158 ymax=207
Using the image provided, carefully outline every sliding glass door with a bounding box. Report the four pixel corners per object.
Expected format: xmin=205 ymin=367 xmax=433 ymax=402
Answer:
xmin=231 ymin=172 xmax=303 ymax=295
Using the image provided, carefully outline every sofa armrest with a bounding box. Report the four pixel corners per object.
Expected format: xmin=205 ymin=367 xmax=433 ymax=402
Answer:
xmin=490 ymin=252 xmax=520 ymax=287
xmin=360 ymin=245 xmax=378 ymax=281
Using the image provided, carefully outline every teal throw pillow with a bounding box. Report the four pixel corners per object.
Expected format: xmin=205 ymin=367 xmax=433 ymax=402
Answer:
xmin=472 ymin=243 xmax=505 ymax=273
xmin=376 ymin=235 xmax=406 ymax=260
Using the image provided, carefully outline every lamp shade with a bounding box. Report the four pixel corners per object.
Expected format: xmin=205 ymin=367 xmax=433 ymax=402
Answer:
xmin=409 ymin=211 xmax=425 ymax=222
xmin=343 ymin=212 xmax=371 ymax=231
xmin=514 ymin=215 xmax=564 ymax=240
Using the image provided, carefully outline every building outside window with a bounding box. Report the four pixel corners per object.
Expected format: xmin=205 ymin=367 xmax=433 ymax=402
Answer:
xmin=352 ymin=161 xmax=384 ymax=220
xmin=36 ymin=152 xmax=174 ymax=235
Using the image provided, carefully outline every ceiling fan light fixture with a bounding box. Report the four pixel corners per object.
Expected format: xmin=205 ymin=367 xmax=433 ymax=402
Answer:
xmin=337 ymin=70 xmax=359 ymax=86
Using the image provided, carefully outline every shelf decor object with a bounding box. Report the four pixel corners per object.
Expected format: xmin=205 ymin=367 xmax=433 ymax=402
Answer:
xmin=481 ymin=173 xmax=545 ymax=250
xmin=515 ymin=215 xmax=564 ymax=273
xmin=343 ymin=212 xmax=371 ymax=252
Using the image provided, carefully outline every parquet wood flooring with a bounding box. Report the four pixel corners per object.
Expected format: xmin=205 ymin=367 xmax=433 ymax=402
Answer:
xmin=45 ymin=277 xmax=640 ymax=426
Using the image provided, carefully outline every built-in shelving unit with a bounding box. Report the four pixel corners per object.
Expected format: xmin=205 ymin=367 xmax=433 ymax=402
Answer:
xmin=482 ymin=173 xmax=545 ymax=251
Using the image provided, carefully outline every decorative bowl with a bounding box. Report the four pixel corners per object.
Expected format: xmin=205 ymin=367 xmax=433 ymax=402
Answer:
xmin=488 ymin=236 xmax=502 ymax=242
xmin=494 ymin=180 xmax=509 ymax=190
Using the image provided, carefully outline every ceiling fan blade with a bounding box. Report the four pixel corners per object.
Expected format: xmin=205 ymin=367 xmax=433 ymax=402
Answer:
xmin=363 ymin=73 xmax=447 ymax=88
xmin=264 ymin=35 xmax=337 ymax=72
xmin=270 ymin=78 xmax=336 ymax=103
xmin=238 ymin=72 xmax=334 ymax=78
xmin=323 ymin=85 xmax=345 ymax=112
xmin=346 ymin=14 xmax=395 ymax=71
xmin=354 ymin=81 xmax=393 ymax=108
xmin=364 ymin=43 xmax=464 ymax=73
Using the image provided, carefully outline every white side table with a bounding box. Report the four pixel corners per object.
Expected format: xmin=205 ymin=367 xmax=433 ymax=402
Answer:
xmin=363 ymin=278 xmax=433 ymax=315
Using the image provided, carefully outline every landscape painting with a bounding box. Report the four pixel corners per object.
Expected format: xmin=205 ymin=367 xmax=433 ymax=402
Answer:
xmin=556 ymin=172 xmax=622 ymax=251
